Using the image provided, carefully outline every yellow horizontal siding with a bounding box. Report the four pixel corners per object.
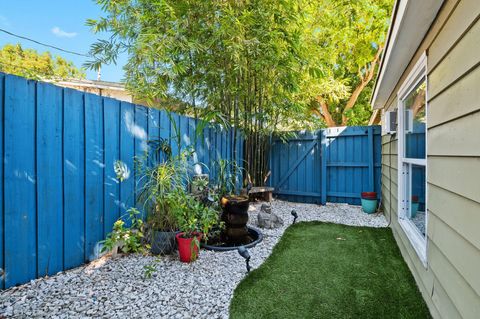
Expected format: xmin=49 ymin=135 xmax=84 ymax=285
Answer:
xmin=429 ymin=240 xmax=480 ymax=319
xmin=428 ymin=110 xmax=480 ymax=156
xmin=429 ymin=18 xmax=480 ymax=98
xmin=431 ymin=277 xmax=463 ymax=319
xmin=428 ymin=156 xmax=480 ymax=203
xmin=382 ymin=177 xmax=398 ymax=195
xmin=429 ymin=65 xmax=480 ymax=127
xmin=381 ymin=154 xmax=398 ymax=169
xmin=428 ymin=213 xmax=480 ymax=297
xmin=391 ymin=221 xmax=437 ymax=314
xmin=428 ymin=0 xmax=480 ymax=70
xmin=381 ymin=169 xmax=397 ymax=183
xmin=428 ymin=184 xmax=480 ymax=250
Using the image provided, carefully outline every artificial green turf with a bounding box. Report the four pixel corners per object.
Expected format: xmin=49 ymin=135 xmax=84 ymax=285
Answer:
xmin=230 ymin=222 xmax=431 ymax=319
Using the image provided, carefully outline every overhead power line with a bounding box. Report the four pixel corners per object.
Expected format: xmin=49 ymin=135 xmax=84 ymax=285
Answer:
xmin=0 ymin=28 xmax=90 ymax=57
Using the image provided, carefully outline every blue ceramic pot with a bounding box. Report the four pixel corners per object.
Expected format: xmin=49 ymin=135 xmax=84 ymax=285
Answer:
xmin=361 ymin=198 xmax=378 ymax=214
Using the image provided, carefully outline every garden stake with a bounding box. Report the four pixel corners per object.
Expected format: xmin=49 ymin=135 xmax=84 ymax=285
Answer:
xmin=237 ymin=246 xmax=251 ymax=273
xmin=291 ymin=210 xmax=298 ymax=224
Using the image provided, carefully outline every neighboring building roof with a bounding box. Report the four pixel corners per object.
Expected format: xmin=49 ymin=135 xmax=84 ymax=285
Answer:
xmin=370 ymin=0 xmax=444 ymax=109
xmin=54 ymin=78 xmax=126 ymax=91
xmin=52 ymin=78 xmax=134 ymax=103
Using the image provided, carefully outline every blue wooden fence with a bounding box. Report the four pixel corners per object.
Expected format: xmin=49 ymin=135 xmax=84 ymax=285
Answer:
xmin=270 ymin=126 xmax=382 ymax=205
xmin=0 ymin=73 xmax=242 ymax=288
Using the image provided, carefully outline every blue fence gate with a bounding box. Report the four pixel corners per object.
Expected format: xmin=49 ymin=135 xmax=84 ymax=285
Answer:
xmin=269 ymin=126 xmax=382 ymax=205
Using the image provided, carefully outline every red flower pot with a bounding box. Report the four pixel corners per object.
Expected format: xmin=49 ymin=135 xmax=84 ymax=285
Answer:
xmin=176 ymin=232 xmax=202 ymax=263
xmin=361 ymin=192 xmax=377 ymax=199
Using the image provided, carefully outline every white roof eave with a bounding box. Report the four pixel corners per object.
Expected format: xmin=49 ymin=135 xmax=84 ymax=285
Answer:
xmin=371 ymin=0 xmax=445 ymax=109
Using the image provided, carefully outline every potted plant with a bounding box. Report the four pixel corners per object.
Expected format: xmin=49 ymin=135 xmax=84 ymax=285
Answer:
xmin=361 ymin=191 xmax=378 ymax=214
xmin=136 ymin=144 xmax=191 ymax=255
xmin=171 ymin=191 xmax=219 ymax=262
xmin=410 ymin=195 xmax=419 ymax=218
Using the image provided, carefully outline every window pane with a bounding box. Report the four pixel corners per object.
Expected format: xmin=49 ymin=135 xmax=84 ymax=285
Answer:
xmin=403 ymin=79 xmax=426 ymax=159
xmin=403 ymin=164 xmax=426 ymax=236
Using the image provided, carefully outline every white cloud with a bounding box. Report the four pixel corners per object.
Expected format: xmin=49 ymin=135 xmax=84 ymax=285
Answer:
xmin=51 ymin=26 xmax=77 ymax=38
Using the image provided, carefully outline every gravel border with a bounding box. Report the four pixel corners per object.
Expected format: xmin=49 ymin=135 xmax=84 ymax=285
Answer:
xmin=1 ymin=200 xmax=387 ymax=318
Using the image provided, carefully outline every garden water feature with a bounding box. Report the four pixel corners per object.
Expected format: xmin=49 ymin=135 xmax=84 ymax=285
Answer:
xmin=202 ymin=196 xmax=263 ymax=252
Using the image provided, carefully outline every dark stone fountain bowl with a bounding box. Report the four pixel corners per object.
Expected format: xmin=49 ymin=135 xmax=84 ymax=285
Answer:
xmin=201 ymin=226 xmax=263 ymax=252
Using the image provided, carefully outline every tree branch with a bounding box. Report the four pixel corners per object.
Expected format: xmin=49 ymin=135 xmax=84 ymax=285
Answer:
xmin=316 ymin=96 xmax=336 ymax=127
xmin=341 ymin=46 xmax=383 ymax=126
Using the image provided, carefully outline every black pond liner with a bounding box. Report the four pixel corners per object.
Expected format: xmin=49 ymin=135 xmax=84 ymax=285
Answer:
xmin=201 ymin=226 xmax=263 ymax=251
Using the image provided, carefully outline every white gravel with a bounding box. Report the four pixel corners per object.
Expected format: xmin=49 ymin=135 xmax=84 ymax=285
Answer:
xmin=0 ymin=200 xmax=386 ymax=318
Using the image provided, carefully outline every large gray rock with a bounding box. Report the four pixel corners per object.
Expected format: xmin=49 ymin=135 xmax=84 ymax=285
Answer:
xmin=257 ymin=204 xmax=284 ymax=229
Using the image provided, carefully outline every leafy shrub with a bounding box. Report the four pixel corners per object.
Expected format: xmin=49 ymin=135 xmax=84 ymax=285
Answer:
xmin=101 ymin=208 xmax=146 ymax=255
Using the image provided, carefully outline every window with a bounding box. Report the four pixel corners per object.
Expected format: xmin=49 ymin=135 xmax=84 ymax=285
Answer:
xmin=397 ymin=53 xmax=427 ymax=265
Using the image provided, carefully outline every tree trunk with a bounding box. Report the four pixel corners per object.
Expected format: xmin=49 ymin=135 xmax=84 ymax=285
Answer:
xmin=316 ymin=96 xmax=336 ymax=127
xmin=341 ymin=46 xmax=383 ymax=126
xmin=314 ymin=46 xmax=384 ymax=128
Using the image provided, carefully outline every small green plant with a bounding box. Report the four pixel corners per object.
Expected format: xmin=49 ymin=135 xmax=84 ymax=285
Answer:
xmin=212 ymin=159 xmax=245 ymax=197
xmin=101 ymin=208 xmax=145 ymax=255
xmin=144 ymin=264 xmax=157 ymax=279
xmin=170 ymin=192 xmax=220 ymax=240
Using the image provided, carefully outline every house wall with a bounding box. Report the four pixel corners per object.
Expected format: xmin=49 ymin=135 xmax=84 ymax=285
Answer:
xmin=380 ymin=0 xmax=480 ymax=318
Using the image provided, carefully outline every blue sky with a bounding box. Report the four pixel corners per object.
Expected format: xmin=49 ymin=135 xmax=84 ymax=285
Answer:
xmin=0 ymin=0 xmax=126 ymax=82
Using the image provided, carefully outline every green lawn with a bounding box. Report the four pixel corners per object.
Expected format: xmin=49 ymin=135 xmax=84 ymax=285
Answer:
xmin=230 ymin=222 xmax=431 ymax=319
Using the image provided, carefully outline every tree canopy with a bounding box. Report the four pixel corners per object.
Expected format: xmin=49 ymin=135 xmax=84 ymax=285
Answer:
xmin=87 ymin=0 xmax=393 ymax=184
xmin=0 ymin=43 xmax=85 ymax=80
xmin=87 ymin=0 xmax=392 ymax=129
xmin=300 ymin=0 xmax=392 ymax=126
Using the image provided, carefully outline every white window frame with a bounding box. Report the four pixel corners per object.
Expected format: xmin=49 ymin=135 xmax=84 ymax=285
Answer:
xmin=397 ymin=52 xmax=428 ymax=267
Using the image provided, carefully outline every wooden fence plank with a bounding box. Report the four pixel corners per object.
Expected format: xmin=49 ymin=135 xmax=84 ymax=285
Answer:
xmin=103 ymin=98 xmax=121 ymax=235
xmin=0 ymin=73 xmax=4 ymax=289
xmin=368 ymin=126 xmax=375 ymax=191
xmin=159 ymin=109 xmax=170 ymax=162
xmin=147 ymin=107 xmax=159 ymax=141
xmin=120 ymin=102 xmax=135 ymax=217
xmin=321 ymin=131 xmax=327 ymax=204
xmin=276 ymin=140 xmax=317 ymax=188
xmin=169 ymin=112 xmax=180 ymax=157
xmin=134 ymin=105 xmax=148 ymax=216
xmin=85 ymin=94 xmax=104 ymax=261
xmin=208 ymin=128 xmax=216 ymax=179
xmin=63 ymin=89 xmax=85 ymax=269
xmin=4 ymin=75 xmax=37 ymax=287
xmin=179 ymin=115 xmax=189 ymax=151
xmin=37 ymin=83 xmax=64 ymax=277
xmin=215 ymin=127 xmax=222 ymax=167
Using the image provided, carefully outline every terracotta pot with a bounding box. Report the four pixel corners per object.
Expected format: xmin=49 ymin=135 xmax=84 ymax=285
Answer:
xmin=361 ymin=191 xmax=377 ymax=199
